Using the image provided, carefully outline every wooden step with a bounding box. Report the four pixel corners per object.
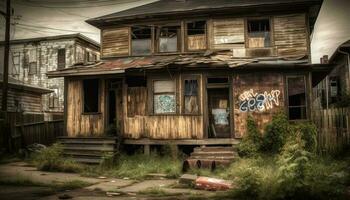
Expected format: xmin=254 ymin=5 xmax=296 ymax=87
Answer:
xmin=59 ymin=139 xmax=116 ymax=145
xmin=72 ymin=157 xmax=101 ymax=164
xmin=191 ymin=151 xmax=237 ymax=157
xmin=194 ymin=146 xmax=236 ymax=152
xmin=62 ymin=146 xmax=115 ymax=152
xmin=189 ymin=155 xmax=236 ymax=160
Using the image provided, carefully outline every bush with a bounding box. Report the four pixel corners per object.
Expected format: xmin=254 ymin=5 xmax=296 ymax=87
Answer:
xmin=237 ymin=116 xmax=262 ymax=157
xmin=261 ymin=113 xmax=291 ymax=153
xmin=32 ymin=143 xmax=82 ymax=173
xmin=292 ymin=122 xmax=318 ymax=153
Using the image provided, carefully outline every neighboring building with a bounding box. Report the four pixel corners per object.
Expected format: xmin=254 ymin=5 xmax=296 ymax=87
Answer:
xmin=0 ymin=34 xmax=100 ymax=112
xmin=48 ymin=0 xmax=327 ymax=146
xmin=313 ymin=40 xmax=350 ymax=109
xmin=0 ymin=73 xmax=53 ymax=113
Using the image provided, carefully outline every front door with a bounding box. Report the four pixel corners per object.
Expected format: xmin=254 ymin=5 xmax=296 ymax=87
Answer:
xmin=208 ymin=88 xmax=231 ymax=138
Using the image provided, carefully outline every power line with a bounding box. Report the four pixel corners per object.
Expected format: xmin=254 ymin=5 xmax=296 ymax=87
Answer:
xmin=16 ymin=0 xmax=143 ymax=9
xmin=16 ymin=23 xmax=96 ymax=34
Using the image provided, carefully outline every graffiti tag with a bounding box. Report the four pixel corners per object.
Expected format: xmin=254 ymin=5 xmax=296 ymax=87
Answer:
xmin=239 ymin=89 xmax=281 ymax=112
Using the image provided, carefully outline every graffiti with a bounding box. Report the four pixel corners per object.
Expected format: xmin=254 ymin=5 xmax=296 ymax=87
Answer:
xmin=239 ymin=89 xmax=281 ymax=112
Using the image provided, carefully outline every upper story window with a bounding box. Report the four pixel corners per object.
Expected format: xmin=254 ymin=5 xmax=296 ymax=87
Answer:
xmin=57 ymin=48 xmax=66 ymax=69
xmin=132 ymin=26 xmax=152 ymax=55
xmin=186 ymin=21 xmax=206 ymax=51
xmin=11 ymin=52 xmax=20 ymax=75
xmin=157 ymin=25 xmax=181 ymax=53
xmin=247 ymin=19 xmax=271 ymax=48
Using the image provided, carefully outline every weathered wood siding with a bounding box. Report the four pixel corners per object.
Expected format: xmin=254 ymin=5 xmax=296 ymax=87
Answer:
xmin=211 ymin=18 xmax=245 ymax=50
xmin=102 ymin=27 xmax=129 ymax=57
xmin=66 ymin=79 xmax=105 ymax=137
xmin=123 ymin=76 xmax=204 ymax=139
xmin=233 ymin=73 xmax=285 ymax=137
xmin=274 ymin=14 xmax=308 ymax=57
xmin=187 ymin=35 xmax=206 ymax=50
xmin=0 ymin=88 xmax=43 ymax=112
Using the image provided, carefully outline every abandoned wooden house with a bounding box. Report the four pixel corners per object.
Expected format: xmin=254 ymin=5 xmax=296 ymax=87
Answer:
xmin=0 ymin=34 xmax=100 ymax=114
xmin=0 ymin=73 xmax=53 ymax=113
xmin=47 ymin=0 xmax=330 ymax=163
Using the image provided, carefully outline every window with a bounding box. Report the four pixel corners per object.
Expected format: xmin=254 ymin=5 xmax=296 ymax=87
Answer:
xmin=183 ymin=78 xmax=199 ymax=114
xmin=83 ymin=79 xmax=99 ymax=113
xmin=186 ymin=21 xmax=206 ymax=51
xmin=153 ymin=80 xmax=176 ymax=114
xmin=29 ymin=62 xmax=37 ymax=75
xmin=287 ymin=76 xmax=307 ymax=120
xmin=57 ymin=48 xmax=66 ymax=69
xmin=11 ymin=52 xmax=20 ymax=75
xmin=49 ymin=88 xmax=59 ymax=108
xmin=157 ymin=25 xmax=181 ymax=53
xmin=28 ymin=49 xmax=37 ymax=75
xmin=247 ymin=19 xmax=271 ymax=48
xmin=132 ymin=26 xmax=152 ymax=55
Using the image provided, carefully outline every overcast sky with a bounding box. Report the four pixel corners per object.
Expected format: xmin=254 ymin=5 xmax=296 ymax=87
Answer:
xmin=0 ymin=0 xmax=158 ymax=43
xmin=0 ymin=0 xmax=349 ymax=64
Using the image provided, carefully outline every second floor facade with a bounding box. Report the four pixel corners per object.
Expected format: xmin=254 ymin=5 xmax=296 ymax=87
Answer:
xmin=87 ymin=0 xmax=322 ymax=63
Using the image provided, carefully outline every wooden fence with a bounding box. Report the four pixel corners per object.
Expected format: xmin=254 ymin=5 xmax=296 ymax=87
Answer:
xmin=1 ymin=112 xmax=64 ymax=152
xmin=313 ymin=107 xmax=350 ymax=154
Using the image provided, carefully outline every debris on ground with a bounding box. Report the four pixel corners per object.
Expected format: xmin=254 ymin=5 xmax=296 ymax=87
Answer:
xmin=179 ymin=174 xmax=198 ymax=185
xmin=58 ymin=193 xmax=73 ymax=199
xmin=195 ymin=177 xmax=233 ymax=191
xmin=106 ymin=192 xmax=121 ymax=196
xmin=147 ymin=173 xmax=167 ymax=179
xmin=97 ymin=176 xmax=107 ymax=179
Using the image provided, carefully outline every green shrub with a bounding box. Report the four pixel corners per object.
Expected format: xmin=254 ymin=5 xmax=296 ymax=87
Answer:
xmin=261 ymin=113 xmax=291 ymax=153
xmin=32 ymin=143 xmax=82 ymax=173
xmin=237 ymin=116 xmax=262 ymax=157
xmin=292 ymin=122 xmax=318 ymax=153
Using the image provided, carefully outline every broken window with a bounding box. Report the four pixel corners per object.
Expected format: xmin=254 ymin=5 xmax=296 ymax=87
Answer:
xmin=157 ymin=25 xmax=181 ymax=53
xmin=11 ymin=52 xmax=20 ymax=75
xmin=186 ymin=21 xmax=206 ymax=51
xmin=132 ymin=26 xmax=152 ymax=55
xmin=247 ymin=19 xmax=271 ymax=48
xmin=287 ymin=76 xmax=307 ymax=120
xmin=184 ymin=78 xmax=199 ymax=114
xmin=57 ymin=48 xmax=66 ymax=69
xmin=153 ymin=80 xmax=176 ymax=114
xmin=83 ymin=79 xmax=99 ymax=113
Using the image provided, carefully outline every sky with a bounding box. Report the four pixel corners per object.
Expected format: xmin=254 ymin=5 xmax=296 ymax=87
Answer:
xmin=0 ymin=0 xmax=158 ymax=43
xmin=0 ymin=0 xmax=349 ymax=64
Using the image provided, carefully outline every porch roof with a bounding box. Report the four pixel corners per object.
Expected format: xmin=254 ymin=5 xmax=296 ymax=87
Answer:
xmin=47 ymin=52 xmax=329 ymax=78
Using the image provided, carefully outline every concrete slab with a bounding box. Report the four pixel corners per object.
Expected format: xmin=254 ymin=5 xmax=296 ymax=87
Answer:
xmin=117 ymin=179 xmax=177 ymax=193
xmin=85 ymin=179 xmax=135 ymax=192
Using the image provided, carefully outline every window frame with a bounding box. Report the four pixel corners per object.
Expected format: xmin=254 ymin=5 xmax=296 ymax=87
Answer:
xmin=155 ymin=23 xmax=182 ymax=54
xmin=286 ymin=75 xmax=308 ymax=121
xmin=82 ymin=79 xmax=101 ymax=115
xmin=57 ymin=48 xmax=66 ymax=69
xmin=131 ymin=26 xmax=153 ymax=56
xmin=149 ymin=77 xmax=178 ymax=115
xmin=184 ymin=20 xmax=207 ymax=52
xmin=245 ymin=17 xmax=274 ymax=49
xmin=182 ymin=75 xmax=201 ymax=115
xmin=11 ymin=52 xmax=20 ymax=75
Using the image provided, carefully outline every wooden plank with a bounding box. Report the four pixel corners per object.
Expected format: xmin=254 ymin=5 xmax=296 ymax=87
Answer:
xmin=101 ymin=27 xmax=129 ymax=57
xmin=124 ymin=138 xmax=240 ymax=145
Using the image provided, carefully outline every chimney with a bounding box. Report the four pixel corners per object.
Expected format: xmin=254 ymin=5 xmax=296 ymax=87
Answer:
xmin=320 ymin=55 xmax=329 ymax=64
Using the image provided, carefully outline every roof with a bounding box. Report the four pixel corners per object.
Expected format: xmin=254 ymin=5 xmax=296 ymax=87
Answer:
xmin=87 ymin=0 xmax=322 ymax=27
xmin=329 ymin=40 xmax=350 ymax=63
xmin=0 ymin=33 xmax=100 ymax=49
xmin=47 ymin=51 xmax=318 ymax=78
xmin=0 ymin=74 xmax=53 ymax=94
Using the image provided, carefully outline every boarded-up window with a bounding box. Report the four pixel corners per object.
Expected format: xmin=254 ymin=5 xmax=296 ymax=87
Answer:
xmin=213 ymin=19 xmax=245 ymax=45
xmin=247 ymin=19 xmax=271 ymax=48
xmin=157 ymin=25 xmax=181 ymax=53
xmin=57 ymin=48 xmax=66 ymax=69
xmin=153 ymin=80 xmax=176 ymax=114
xmin=29 ymin=62 xmax=37 ymax=75
xmin=287 ymin=76 xmax=307 ymax=120
xmin=132 ymin=26 xmax=152 ymax=55
xmin=186 ymin=21 xmax=206 ymax=51
xmin=102 ymin=28 xmax=129 ymax=57
xmin=184 ymin=78 xmax=199 ymax=114
xmin=83 ymin=79 xmax=99 ymax=113
xmin=11 ymin=52 xmax=20 ymax=75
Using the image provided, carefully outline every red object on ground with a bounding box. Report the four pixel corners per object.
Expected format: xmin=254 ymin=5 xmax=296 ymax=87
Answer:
xmin=195 ymin=176 xmax=232 ymax=191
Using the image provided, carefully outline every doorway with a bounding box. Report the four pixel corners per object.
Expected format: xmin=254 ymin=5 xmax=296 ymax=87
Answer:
xmin=207 ymin=87 xmax=231 ymax=138
xmin=106 ymin=79 xmax=122 ymax=136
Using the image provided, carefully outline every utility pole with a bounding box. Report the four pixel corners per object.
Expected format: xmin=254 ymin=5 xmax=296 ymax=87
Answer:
xmin=1 ymin=0 xmax=11 ymax=152
xmin=1 ymin=0 xmax=10 ymax=113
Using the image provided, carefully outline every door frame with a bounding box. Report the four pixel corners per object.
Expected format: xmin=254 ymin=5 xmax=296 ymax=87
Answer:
xmin=204 ymin=73 xmax=234 ymax=139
